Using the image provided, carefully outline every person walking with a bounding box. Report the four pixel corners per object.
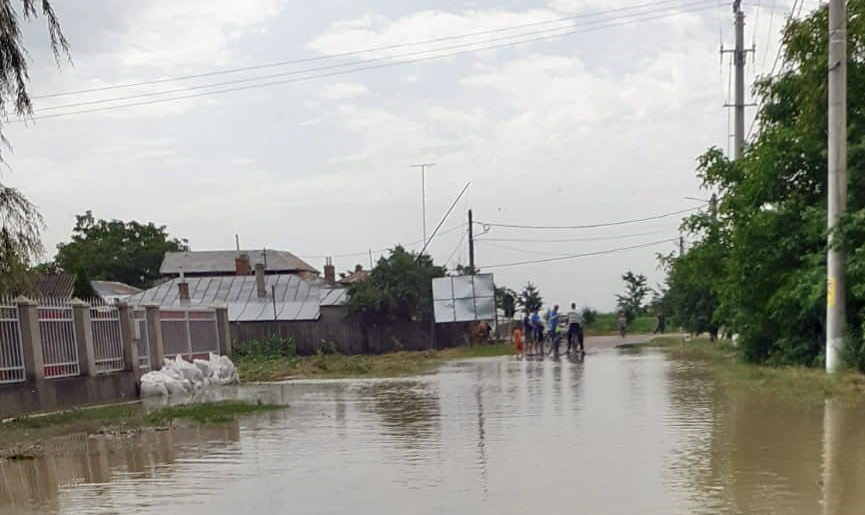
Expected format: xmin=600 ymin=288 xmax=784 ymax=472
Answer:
xmin=547 ymin=305 xmax=561 ymax=355
xmin=617 ymin=311 xmax=628 ymax=338
xmin=653 ymin=311 xmax=666 ymax=334
xmin=513 ymin=326 xmax=524 ymax=359
xmin=523 ymin=311 xmax=533 ymax=347
xmin=530 ymin=310 xmax=543 ymax=355
xmin=566 ymin=303 xmax=585 ymax=353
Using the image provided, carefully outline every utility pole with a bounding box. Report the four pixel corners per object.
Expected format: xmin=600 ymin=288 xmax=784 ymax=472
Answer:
xmin=410 ymin=163 xmax=435 ymax=243
xmin=468 ymin=209 xmax=475 ymax=272
xmin=826 ymin=0 xmax=847 ymax=373
xmin=722 ymin=0 xmax=753 ymax=159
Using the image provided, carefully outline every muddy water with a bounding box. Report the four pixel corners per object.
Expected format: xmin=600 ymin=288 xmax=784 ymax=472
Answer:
xmin=2 ymin=347 xmax=864 ymax=515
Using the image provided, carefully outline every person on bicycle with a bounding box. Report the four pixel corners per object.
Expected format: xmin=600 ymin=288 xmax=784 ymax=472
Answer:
xmin=566 ymin=303 xmax=584 ymax=353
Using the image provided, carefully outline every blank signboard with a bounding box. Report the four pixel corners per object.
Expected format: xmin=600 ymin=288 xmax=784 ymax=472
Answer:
xmin=432 ymin=274 xmax=495 ymax=323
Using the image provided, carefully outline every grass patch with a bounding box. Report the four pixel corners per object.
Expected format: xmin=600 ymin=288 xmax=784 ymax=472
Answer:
xmin=585 ymin=314 xmax=657 ymax=336
xmin=1 ymin=400 xmax=282 ymax=457
xmin=236 ymin=342 xmax=515 ymax=382
xmin=648 ymin=336 xmax=865 ymax=404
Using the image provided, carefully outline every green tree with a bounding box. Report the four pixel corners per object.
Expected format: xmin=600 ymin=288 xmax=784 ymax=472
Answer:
xmin=347 ymin=245 xmax=445 ymax=322
xmin=669 ymin=1 xmax=865 ymax=369
xmin=516 ymin=282 xmax=543 ymax=314
xmin=496 ymin=286 xmax=517 ymax=318
xmin=73 ymin=269 xmax=96 ymax=299
xmin=581 ymin=307 xmax=597 ymax=326
xmin=616 ymin=271 xmax=651 ymax=321
xmin=0 ymin=1 xmax=68 ymax=296
xmin=54 ymin=211 xmax=187 ymax=289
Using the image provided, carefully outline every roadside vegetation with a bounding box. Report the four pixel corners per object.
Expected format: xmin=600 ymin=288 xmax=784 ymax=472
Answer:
xmin=585 ymin=314 xmax=656 ymax=335
xmin=1 ymin=400 xmax=282 ymax=459
xmin=234 ymin=336 xmax=513 ymax=382
xmin=643 ymin=337 xmax=865 ymax=404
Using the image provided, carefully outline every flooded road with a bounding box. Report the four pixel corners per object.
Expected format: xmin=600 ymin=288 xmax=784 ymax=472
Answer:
xmin=2 ymin=339 xmax=865 ymax=515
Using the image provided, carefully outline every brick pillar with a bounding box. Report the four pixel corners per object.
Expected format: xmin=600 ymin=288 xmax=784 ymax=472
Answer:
xmin=216 ymin=306 xmax=232 ymax=356
xmin=144 ymin=304 xmax=165 ymax=369
xmin=117 ymin=302 xmax=140 ymax=377
xmin=15 ymin=296 xmax=45 ymax=382
xmin=71 ymin=299 xmax=98 ymax=377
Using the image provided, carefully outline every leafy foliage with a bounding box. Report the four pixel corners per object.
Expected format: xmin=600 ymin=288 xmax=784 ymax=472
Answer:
xmin=581 ymin=307 xmax=598 ymax=326
xmin=347 ymin=245 xmax=445 ymax=322
xmin=54 ymin=211 xmax=187 ymax=289
xmin=615 ymin=271 xmax=652 ymax=322
xmin=516 ymin=282 xmax=543 ymax=313
xmin=496 ymin=286 xmax=517 ymax=318
xmin=663 ymin=2 xmax=865 ymax=370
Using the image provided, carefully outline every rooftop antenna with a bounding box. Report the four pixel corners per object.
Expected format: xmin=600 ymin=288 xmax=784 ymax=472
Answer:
xmin=235 ymin=234 xmax=240 ymax=253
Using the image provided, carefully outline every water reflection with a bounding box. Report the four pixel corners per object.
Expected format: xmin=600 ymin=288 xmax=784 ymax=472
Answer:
xmin=0 ymin=350 xmax=863 ymax=515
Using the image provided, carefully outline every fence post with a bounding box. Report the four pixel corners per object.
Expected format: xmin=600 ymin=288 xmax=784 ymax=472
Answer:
xmin=117 ymin=302 xmax=140 ymax=377
xmin=15 ymin=296 xmax=45 ymax=383
xmin=215 ymin=306 xmax=232 ymax=356
xmin=71 ymin=298 xmax=98 ymax=377
xmin=144 ymin=304 xmax=165 ymax=368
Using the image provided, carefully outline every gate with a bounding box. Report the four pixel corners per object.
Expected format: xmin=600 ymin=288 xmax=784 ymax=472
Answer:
xmin=90 ymin=304 xmax=125 ymax=373
xmin=134 ymin=308 xmax=151 ymax=371
xmin=160 ymin=308 xmax=219 ymax=360
xmin=38 ymin=301 xmax=80 ymax=379
xmin=0 ymin=299 xmax=25 ymax=384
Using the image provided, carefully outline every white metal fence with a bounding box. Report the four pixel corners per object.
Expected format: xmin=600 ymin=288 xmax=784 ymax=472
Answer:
xmin=0 ymin=298 xmax=25 ymax=384
xmin=38 ymin=300 xmax=80 ymax=379
xmin=160 ymin=308 xmax=220 ymax=360
xmin=134 ymin=308 xmax=151 ymax=371
xmin=90 ymin=304 xmax=125 ymax=373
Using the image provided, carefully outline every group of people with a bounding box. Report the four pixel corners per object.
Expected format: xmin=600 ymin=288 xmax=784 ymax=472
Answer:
xmin=513 ymin=303 xmax=585 ymax=358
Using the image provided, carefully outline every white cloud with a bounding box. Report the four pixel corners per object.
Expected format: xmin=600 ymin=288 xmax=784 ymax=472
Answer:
xmin=319 ymin=82 xmax=370 ymax=100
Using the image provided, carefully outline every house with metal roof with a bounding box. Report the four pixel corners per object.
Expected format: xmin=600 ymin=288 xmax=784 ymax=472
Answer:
xmin=160 ymin=249 xmax=319 ymax=279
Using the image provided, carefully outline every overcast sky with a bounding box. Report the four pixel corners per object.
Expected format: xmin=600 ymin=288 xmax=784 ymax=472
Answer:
xmin=5 ymin=0 xmax=816 ymax=311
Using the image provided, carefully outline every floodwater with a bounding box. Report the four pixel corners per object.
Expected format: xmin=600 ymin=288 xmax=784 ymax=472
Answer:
xmin=2 ymin=342 xmax=865 ymax=515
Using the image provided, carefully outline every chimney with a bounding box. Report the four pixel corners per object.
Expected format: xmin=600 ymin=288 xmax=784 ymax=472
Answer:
xmin=255 ymin=263 xmax=267 ymax=298
xmin=177 ymin=281 xmax=190 ymax=302
xmin=355 ymin=264 xmax=363 ymax=272
xmin=235 ymin=253 xmax=251 ymax=275
xmin=324 ymin=257 xmax=336 ymax=284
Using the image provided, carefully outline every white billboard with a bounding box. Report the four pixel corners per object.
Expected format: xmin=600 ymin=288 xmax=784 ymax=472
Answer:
xmin=432 ymin=274 xmax=496 ymax=323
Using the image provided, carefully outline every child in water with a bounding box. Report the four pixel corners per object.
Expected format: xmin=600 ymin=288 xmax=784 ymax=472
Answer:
xmin=513 ymin=327 xmax=524 ymax=359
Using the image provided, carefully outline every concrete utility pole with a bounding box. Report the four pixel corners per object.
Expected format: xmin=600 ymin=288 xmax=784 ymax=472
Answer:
xmin=468 ymin=209 xmax=475 ymax=272
xmin=410 ymin=163 xmax=436 ymax=243
xmin=722 ymin=0 xmax=753 ymax=159
xmin=733 ymin=0 xmax=746 ymax=159
xmin=826 ymin=0 xmax=847 ymax=373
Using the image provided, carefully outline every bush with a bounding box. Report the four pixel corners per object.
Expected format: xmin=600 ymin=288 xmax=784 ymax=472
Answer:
xmin=581 ymin=307 xmax=597 ymax=326
xmin=234 ymin=336 xmax=296 ymax=359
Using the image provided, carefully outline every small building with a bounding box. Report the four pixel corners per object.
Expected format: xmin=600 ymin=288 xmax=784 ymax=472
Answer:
xmin=32 ymin=274 xmax=75 ymax=299
xmin=338 ymin=265 xmax=369 ymax=285
xmin=160 ymin=250 xmax=319 ymax=280
xmin=90 ymin=280 xmax=142 ymax=303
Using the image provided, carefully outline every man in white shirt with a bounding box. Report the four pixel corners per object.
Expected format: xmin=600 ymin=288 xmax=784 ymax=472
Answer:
xmin=566 ymin=303 xmax=584 ymax=353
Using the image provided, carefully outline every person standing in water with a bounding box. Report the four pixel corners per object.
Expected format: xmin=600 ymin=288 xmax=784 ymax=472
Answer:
xmin=566 ymin=303 xmax=584 ymax=353
xmin=617 ymin=311 xmax=628 ymax=338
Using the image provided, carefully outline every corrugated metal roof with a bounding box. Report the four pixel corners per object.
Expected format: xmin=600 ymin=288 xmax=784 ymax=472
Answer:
xmin=126 ymin=275 xmax=322 ymax=321
xmin=91 ymin=280 xmax=141 ymax=298
xmin=320 ymin=288 xmax=348 ymax=306
xmin=160 ymin=249 xmax=318 ymax=275
xmin=33 ymin=274 xmax=75 ymax=299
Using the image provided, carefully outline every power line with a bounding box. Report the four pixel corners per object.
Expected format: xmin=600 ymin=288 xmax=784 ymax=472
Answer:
xmin=760 ymin=0 xmax=779 ymax=72
xmin=34 ymin=0 xmax=718 ymax=100
xmin=417 ymin=181 xmax=471 ymax=258
xmin=24 ymin=3 xmax=725 ymax=121
xmin=303 ymin=223 xmax=466 ymax=259
xmin=481 ymin=238 xmax=679 ymax=269
xmin=476 ymin=207 xmax=700 ymax=230
xmin=35 ymin=1 xmax=719 ymax=113
xmin=476 ymin=229 xmax=673 ymax=243
xmin=445 ymin=228 xmax=468 ymax=268
xmin=479 ymin=238 xmax=681 ymax=257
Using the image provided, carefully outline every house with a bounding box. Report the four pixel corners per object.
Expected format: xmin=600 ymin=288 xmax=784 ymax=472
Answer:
xmin=160 ymin=250 xmax=319 ymax=280
xmin=337 ymin=265 xmax=369 ymax=286
xmin=32 ymin=274 xmax=75 ymax=299
xmin=91 ymin=281 xmax=142 ymax=303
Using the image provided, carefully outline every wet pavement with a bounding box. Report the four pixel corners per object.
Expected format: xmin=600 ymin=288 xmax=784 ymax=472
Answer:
xmin=2 ymin=336 xmax=864 ymax=515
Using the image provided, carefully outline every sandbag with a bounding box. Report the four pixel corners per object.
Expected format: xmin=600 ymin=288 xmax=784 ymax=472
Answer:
xmin=139 ymin=354 xmax=238 ymax=397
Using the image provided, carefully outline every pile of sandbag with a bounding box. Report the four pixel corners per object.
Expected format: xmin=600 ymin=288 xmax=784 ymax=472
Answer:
xmin=140 ymin=354 xmax=238 ymax=397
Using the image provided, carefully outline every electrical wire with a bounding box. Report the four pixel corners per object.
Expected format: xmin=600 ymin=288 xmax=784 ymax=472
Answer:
xmin=475 ymin=207 xmax=700 ymax=230
xmin=476 ymin=229 xmax=673 ymax=243
xmin=24 ymin=2 xmax=726 ymax=121
xmin=302 ymin=223 xmax=466 ymax=259
xmin=760 ymin=0 xmax=779 ymax=72
xmin=445 ymin=228 xmax=468 ymax=268
xmin=34 ymin=0 xmax=719 ymax=100
xmin=417 ymin=181 xmax=471 ymax=258
xmin=36 ymin=0 xmax=720 ymax=113
xmin=480 ymin=238 xmax=679 ymax=269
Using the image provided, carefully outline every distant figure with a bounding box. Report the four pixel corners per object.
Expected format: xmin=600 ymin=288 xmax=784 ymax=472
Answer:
xmin=566 ymin=302 xmax=585 ymax=353
xmin=617 ymin=311 xmax=628 ymax=338
xmin=523 ymin=312 xmax=533 ymax=345
xmin=548 ymin=305 xmax=561 ymax=354
xmin=653 ymin=311 xmax=666 ymax=334
xmin=530 ymin=310 xmax=543 ymax=355
xmin=513 ymin=327 xmax=524 ymax=358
